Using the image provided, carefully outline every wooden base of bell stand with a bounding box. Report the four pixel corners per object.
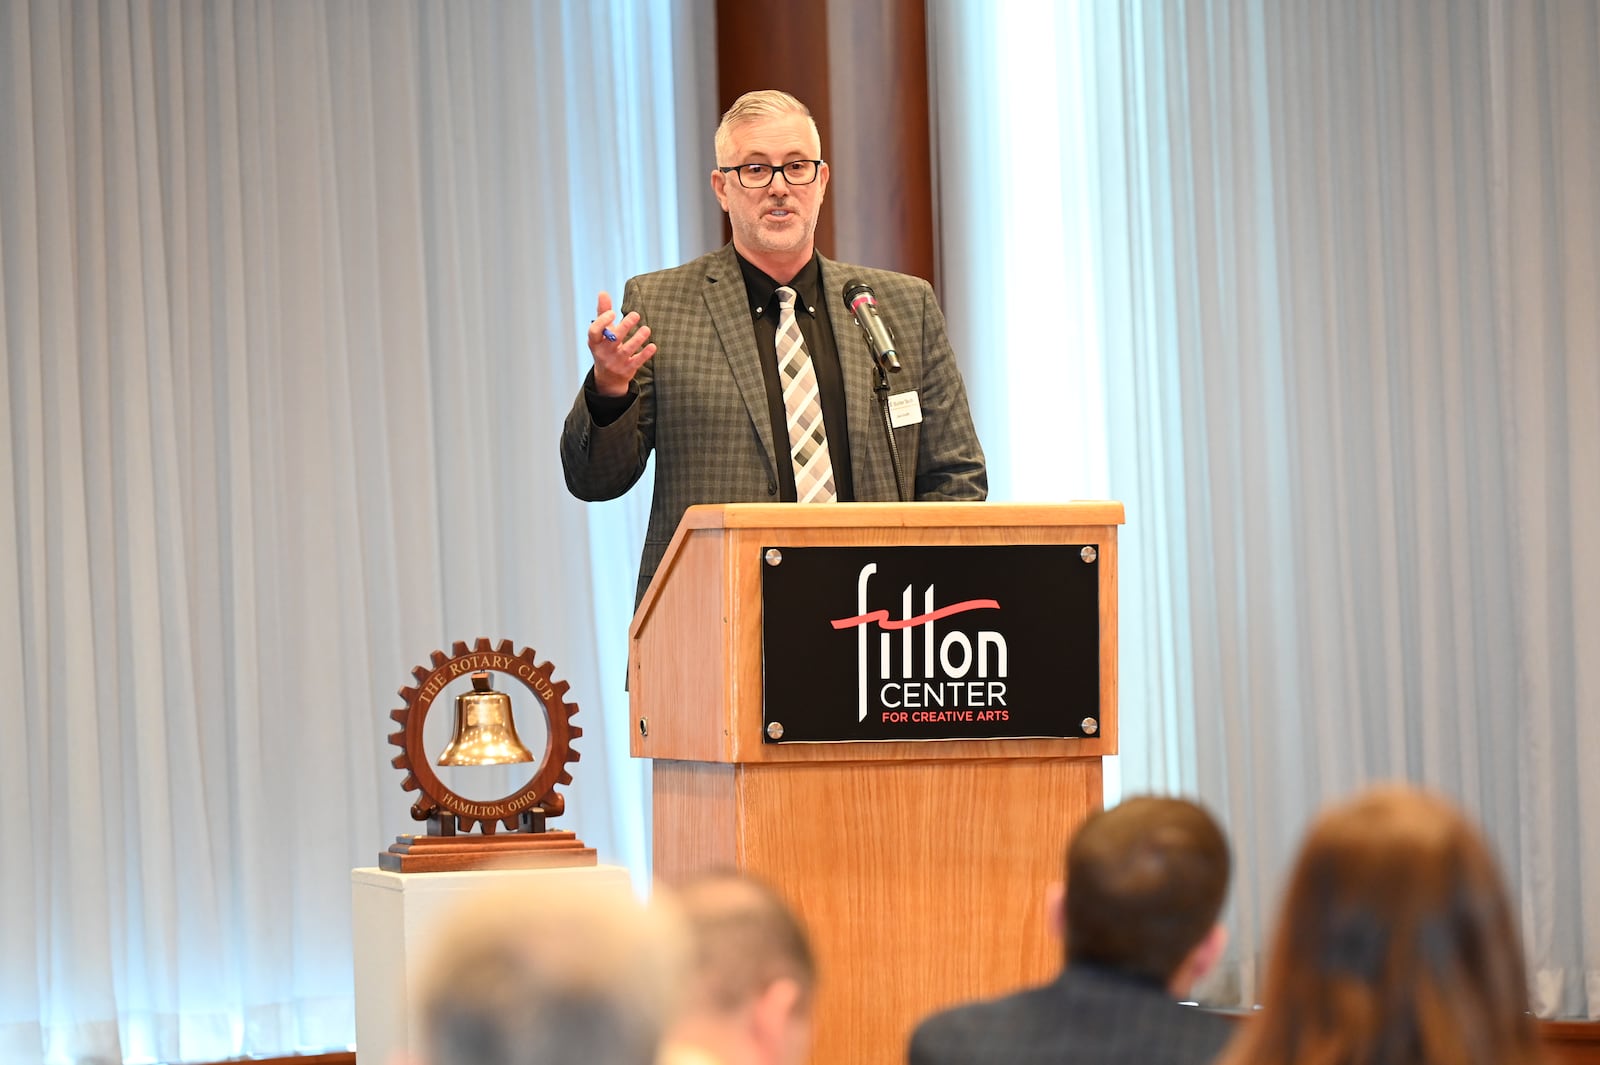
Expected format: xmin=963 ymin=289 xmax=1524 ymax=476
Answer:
xmin=379 ymin=813 xmax=596 ymax=872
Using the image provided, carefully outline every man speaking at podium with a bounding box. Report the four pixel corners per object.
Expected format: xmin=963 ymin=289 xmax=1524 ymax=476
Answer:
xmin=561 ymin=89 xmax=987 ymax=606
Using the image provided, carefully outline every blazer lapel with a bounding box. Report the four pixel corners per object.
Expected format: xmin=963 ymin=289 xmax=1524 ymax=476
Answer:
xmin=704 ymin=245 xmax=780 ymax=479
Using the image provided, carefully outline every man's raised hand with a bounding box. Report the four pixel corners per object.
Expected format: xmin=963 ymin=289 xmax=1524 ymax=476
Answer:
xmin=588 ymin=291 xmax=657 ymax=397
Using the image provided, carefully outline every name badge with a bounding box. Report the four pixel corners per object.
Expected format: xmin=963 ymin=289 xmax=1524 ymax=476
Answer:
xmin=888 ymin=390 xmax=924 ymax=429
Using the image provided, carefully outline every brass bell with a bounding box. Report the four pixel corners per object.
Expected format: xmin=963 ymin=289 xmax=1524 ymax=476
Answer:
xmin=437 ymin=672 xmax=536 ymax=766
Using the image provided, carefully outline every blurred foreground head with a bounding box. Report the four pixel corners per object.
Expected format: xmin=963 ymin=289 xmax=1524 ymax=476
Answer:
xmin=418 ymin=880 xmax=688 ymax=1065
xmin=666 ymin=870 xmax=817 ymax=1065
xmin=1065 ymin=795 xmax=1232 ymax=992
xmin=1223 ymin=785 xmax=1543 ymax=1065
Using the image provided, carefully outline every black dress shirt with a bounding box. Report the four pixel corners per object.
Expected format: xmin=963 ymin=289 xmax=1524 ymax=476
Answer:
xmin=735 ymin=251 xmax=856 ymax=502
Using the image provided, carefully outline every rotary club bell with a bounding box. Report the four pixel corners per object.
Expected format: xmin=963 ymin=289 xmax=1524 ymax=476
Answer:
xmin=437 ymin=672 xmax=535 ymax=766
xmin=380 ymin=639 xmax=594 ymax=872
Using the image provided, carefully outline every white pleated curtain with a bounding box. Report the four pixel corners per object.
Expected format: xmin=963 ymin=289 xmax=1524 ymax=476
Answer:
xmin=0 ymin=2 xmax=716 ymax=1063
xmin=932 ymin=0 xmax=1600 ymax=1016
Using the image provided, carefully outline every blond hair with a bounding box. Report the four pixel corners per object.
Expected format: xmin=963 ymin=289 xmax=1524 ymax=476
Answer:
xmin=419 ymin=882 xmax=689 ymax=1065
xmin=675 ymin=870 xmax=816 ymax=1015
xmin=713 ymin=89 xmax=818 ymax=165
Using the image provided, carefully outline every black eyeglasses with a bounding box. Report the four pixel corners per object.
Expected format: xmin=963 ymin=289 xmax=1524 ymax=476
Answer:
xmin=717 ymin=159 xmax=824 ymax=189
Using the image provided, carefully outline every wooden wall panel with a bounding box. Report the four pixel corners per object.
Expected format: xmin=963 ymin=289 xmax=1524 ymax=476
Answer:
xmin=823 ymin=0 xmax=936 ymax=282
xmin=713 ymin=0 xmax=936 ymax=285
xmin=1545 ymin=1022 xmax=1600 ymax=1065
xmin=714 ymin=0 xmax=837 ymax=257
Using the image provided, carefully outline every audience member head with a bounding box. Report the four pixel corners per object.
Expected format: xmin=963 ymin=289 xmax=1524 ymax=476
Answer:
xmin=664 ymin=870 xmax=817 ymax=1065
xmin=1221 ymin=785 xmax=1543 ymax=1065
xmin=1062 ymin=795 xmax=1231 ymax=994
xmin=417 ymin=881 xmax=687 ymax=1065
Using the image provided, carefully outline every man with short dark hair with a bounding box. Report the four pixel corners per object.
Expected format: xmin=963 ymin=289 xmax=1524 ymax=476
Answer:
xmin=908 ymin=796 xmax=1233 ymax=1065
xmin=660 ymin=871 xmax=817 ymax=1065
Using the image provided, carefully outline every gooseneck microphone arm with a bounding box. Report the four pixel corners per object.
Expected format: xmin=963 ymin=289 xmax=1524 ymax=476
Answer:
xmin=843 ymin=279 xmax=910 ymax=502
xmin=872 ymin=351 xmax=910 ymax=503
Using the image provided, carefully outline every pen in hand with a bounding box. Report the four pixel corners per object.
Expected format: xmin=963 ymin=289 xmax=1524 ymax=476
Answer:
xmin=601 ymin=326 xmax=618 ymax=342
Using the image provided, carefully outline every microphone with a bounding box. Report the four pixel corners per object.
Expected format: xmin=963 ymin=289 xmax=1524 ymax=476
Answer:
xmin=842 ymin=279 xmax=901 ymax=373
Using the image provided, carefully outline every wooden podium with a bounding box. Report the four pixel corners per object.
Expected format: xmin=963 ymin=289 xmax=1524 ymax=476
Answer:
xmin=630 ymin=502 xmax=1123 ymax=1065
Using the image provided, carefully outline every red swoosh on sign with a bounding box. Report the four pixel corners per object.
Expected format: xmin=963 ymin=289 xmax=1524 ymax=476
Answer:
xmin=829 ymin=599 xmax=1001 ymax=631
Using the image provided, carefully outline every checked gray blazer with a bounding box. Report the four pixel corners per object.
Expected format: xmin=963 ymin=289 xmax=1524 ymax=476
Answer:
xmin=908 ymin=965 xmax=1235 ymax=1065
xmin=561 ymin=243 xmax=987 ymax=604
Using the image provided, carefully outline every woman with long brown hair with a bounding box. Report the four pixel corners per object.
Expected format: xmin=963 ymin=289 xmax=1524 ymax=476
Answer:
xmin=1220 ymin=786 xmax=1544 ymax=1065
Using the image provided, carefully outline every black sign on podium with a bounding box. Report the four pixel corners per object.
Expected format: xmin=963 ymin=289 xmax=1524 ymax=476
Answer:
xmin=759 ymin=544 xmax=1100 ymax=743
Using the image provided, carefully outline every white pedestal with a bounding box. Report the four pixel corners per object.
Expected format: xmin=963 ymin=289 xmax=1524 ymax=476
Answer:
xmin=351 ymin=864 xmax=635 ymax=1065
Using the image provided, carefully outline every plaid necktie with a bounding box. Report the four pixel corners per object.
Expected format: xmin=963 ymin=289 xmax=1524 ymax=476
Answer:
xmin=775 ymin=286 xmax=837 ymax=503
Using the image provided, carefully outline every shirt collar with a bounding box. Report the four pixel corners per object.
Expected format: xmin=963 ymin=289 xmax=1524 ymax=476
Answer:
xmin=736 ymin=250 xmax=823 ymax=320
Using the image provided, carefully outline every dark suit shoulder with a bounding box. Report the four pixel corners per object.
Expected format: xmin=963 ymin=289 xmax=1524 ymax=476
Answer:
xmin=908 ymin=969 xmax=1235 ymax=1065
xmin=909 ymin=983 xmax=1058 ymax=1065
